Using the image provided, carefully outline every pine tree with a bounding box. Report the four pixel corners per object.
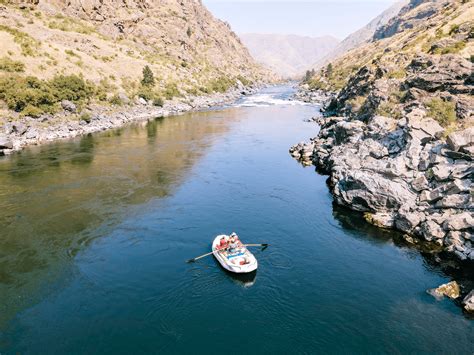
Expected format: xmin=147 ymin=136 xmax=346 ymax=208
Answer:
xmin=141 ymin=65 xmax=155 ymax=87
xmin=326 ymin=63 xmax=333 ymax=77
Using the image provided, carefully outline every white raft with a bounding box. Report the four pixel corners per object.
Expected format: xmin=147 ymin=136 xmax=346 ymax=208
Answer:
xmin=212 ymin=235 xmax=258 ymax=274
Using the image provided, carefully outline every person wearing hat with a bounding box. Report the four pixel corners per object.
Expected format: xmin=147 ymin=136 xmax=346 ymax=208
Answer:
xmin=228 ymin=232 xmax=240 ymax=253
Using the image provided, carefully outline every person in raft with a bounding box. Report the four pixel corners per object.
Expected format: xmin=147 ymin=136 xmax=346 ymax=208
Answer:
xmin=227 ymin=233 xmax=241 ymax=253
xmin=218 ymin=236 xmax=228 ymax=251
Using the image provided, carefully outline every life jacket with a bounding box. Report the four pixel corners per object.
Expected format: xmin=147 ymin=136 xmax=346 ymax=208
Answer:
xmin=219 ymin=238 xmax=227 ymax=249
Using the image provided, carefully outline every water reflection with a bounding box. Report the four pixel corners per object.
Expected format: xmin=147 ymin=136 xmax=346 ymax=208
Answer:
xmin=0 ymin=110 xmax=238 ymax=328
xmin=229 ymin=270 xmax=257 ymax=288
xmin=331 ymin=203 xmax=474 ymax=302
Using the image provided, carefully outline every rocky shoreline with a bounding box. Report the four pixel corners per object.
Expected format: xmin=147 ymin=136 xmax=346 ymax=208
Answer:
xmin=0 ymin=86 xmax=258 ymax=155
xmin=290 ymin=89 xmax=473 ymax=313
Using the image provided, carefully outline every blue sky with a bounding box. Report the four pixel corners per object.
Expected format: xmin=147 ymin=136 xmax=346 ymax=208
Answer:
xmin=203 ymin=0 xmax=397 ymax=39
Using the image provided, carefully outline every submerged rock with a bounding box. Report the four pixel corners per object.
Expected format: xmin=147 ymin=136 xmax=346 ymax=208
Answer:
xmin=427 ymin=281 xmax=460 ymax=300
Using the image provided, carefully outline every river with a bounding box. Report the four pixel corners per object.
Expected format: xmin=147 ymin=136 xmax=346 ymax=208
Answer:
xmin=0 ymin=86 xmax=472 ymax=353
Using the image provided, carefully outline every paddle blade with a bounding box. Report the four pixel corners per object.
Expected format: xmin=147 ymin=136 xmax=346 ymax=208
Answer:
xmin=261 ymin=245 xmax=268 ymax=251
xmin=186 ymin=258 xmax=195 ymax=263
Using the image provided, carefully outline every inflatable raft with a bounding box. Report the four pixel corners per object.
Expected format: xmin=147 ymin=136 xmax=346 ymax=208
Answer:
xmin=212 ymin=234 xmax=258 ymax=273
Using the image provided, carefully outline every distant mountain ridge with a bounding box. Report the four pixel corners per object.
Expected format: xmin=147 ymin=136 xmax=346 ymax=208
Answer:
xmin=310 ymin=0 xmax=408 ymax=70
xmin=240 ymin=33 xmax=339 ymax=78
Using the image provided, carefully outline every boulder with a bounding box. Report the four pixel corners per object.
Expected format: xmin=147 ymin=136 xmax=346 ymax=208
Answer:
xmin=435 ymin=194 xmax=470 ymax=209
xmin=419 ymin=118 xmax=444 ymax=139
xmin=25 ymin=128 xmax=38 ymax=140
xmin=431 ymin=164 xmax=452 ymax=181
xmin=61 ymin=100 xmax=77 ymax=113
xmin=364 ymin=212 xmax=395 ymax=228
xmin=427 ymin=281 xmax=460 ymax=300
xmin=408 ymin=128 xmax=432 ymax=144
xmin=12 ymin=122 xmax=27 ymax=135
xmin=463 ymin=290 xmax=474 ymax=312
xmin=118 ymin=92 xmax=130 ymax=105
xmin=395 ymin=209 xmax=423 ymax=233
xmin=420 ymin=220 xmax=445 ymax=240
xmin=334 ymin=121 xmax=365 ymax=144
xmin=446 ymin=179 xmax=470 ymax=194
xmin=411 ymin=175 xmax=428 ymax=191
xmin=446 ymin=127 xmax=474 ymax=152
xmin=442 ymin=149 xmax=472 ymax=161
xmin=443 ymin=231 xmax=469 ymax=252
xmin=443 ymin=212 xmax=474 ymax=231
xmin=0 ymin=134 xmax=13 ymax=149
xmin=332 ymin=170 xmax=416 ymax=212
xmin=461 ymin=145 xmax=474 ymax=155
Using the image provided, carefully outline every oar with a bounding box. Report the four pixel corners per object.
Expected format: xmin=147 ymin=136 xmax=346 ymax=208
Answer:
xmin=186 ymin=243 xmax=269 ymax=263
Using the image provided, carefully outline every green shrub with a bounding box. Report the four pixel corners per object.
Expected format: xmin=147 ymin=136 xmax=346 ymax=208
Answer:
xmin=205 ymin=77 xmax=235 ymax=93
xmin=137 ymin=86 xmax=154 ymax=101
xmin=236 ymin=75 xmax=252 ymax=87
xmin=387 ymin=69 xmax=406 ymax=79
xmin=109 ymin=94 xmax=123 ymax=106
xmin=0 ymin=24 xmax=40 ymax=56
xmin=64 ymin=49 xmax=80 ymax=57
xmin=153 ymin=97 xmax=164 ymax=107
xmin=0 ymin=74 xmax=93 ymax=116
xmin=48 ymin=17 xmax=95 ymax=34
xmin=426 ymin=98 xmax=456 ymax=126
xmin=141 ymin=65 xmax=155 ymax=87
xmin=431 ymin=40 xmax=466 ymax=54
xmin=79 ymin=112 xmax=92 ymax=122
xmin=0 ymin=57 xmax=25 ymax=72
xmin=449 ymin=24 xmax=460 ymax=35
xmin=0 ymin=75 xmax=56 ymax=113
xmin=49 ymin=75 xmax=93 ymax=102
xmin=163 ymin=82 xmax=180 ymax=99
xmin=375 ymin=101 xmax=402 ymax=120
xmin=21 ymin=104 xmax=44 ymax=117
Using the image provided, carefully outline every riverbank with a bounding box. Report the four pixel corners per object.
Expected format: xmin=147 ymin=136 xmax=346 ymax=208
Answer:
xmin=290 ymin=85 xmax=474 ymax=313
xmin=0 ymin=86 xmax=258 ymax=155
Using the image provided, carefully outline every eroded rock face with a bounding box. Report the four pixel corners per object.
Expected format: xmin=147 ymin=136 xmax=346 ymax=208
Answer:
xmin=290 ymin=109 xmax=473 ymax=261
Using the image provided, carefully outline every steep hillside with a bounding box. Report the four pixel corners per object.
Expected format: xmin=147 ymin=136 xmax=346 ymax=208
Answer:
xmin=310 ymin=0 xmax=408 ymax=70
xmin=307 ymin=0 xmax=473 ymax=123
xmin=0 ymin=0 xmax=272 ymax=119
xmin=240 ymin=33 xmax=339 ymax=78
xmin=292 ymin=0 xmax=474 ymax=271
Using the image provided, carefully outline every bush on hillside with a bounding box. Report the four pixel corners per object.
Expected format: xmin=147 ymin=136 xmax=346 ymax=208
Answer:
xmin=0 ymin=74 xmax=94 ymax=116
xmin=426 ymin=98 xmax=456 ymax=126
xmin=141 ymin=65 xmax=155 ymax=87
xmin=0 ymin=57 xmax=25 ymax=72
xmin=163 ymin=82 xmax=180 ymax=99
xmin=205 ymin=77 xmax=235 ymax=93
xmin=0 ymin=25 xmax=40 ymax=56
xmin=49 ymin=74 xmax=94 ymax=102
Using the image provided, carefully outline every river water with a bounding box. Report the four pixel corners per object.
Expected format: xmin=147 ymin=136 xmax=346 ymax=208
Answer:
xmin=0 ymin=86 xmax=472 ymax=353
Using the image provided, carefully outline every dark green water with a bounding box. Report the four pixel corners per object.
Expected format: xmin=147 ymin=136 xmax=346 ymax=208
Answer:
xmin=0 ymin=86 xmax=472 ymax=353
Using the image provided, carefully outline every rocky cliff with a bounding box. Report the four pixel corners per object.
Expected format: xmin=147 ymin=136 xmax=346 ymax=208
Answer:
xmin=240 ymin=33 xmax=339 ymax=78
xmin=291 ymin=0 xmax=473 ymax=311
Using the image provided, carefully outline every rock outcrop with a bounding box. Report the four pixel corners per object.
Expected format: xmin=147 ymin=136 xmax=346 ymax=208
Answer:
xmin=291 ymin=116 xmax=473 ymax=260
xmin=292 ymin=0 xmax=473 ymax=312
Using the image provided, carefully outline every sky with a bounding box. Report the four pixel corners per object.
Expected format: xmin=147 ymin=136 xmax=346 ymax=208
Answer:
xmin=203 ymin=0 xmax=398 ymax=39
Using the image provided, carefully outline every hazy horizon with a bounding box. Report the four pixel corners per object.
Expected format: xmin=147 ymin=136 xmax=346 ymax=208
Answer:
xmin=203 ymin=0 xmax=398 ymax=39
